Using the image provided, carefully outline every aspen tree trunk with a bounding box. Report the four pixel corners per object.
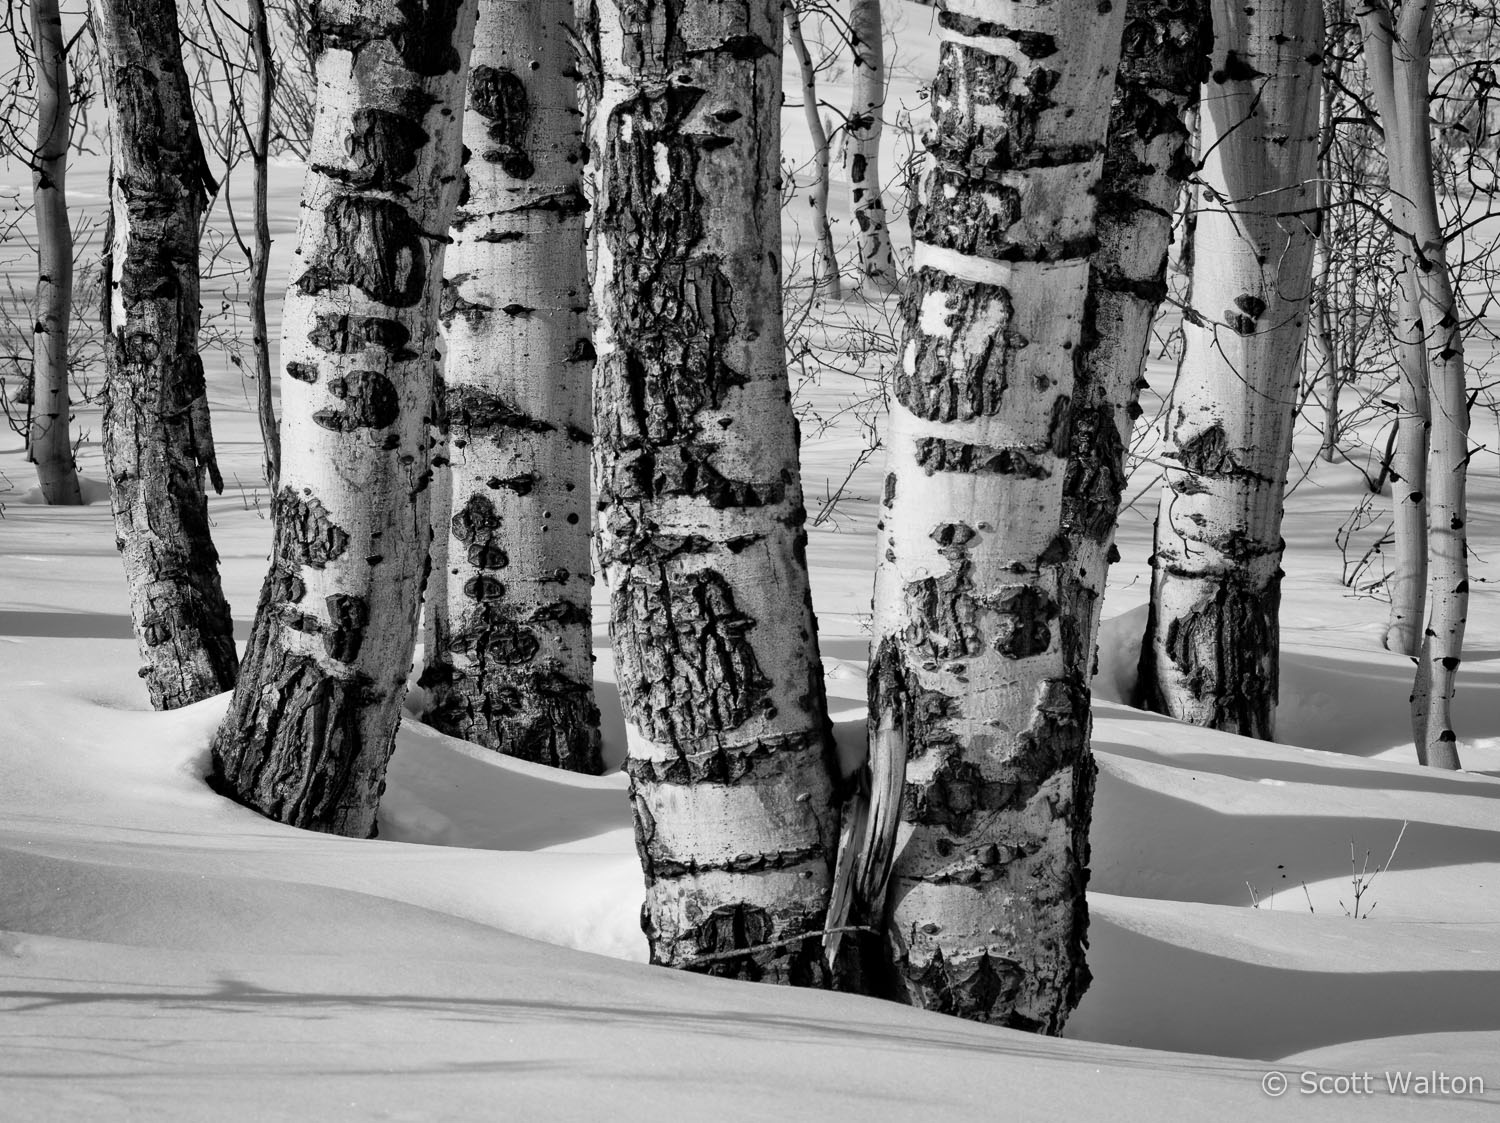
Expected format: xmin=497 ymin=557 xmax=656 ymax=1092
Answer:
xmin=420 ymin=0 xmax=602 ymax=773
xmin=1137 ymin=0 xmax=1322 ymax=739
xmin=1360 ymin=0 xmax=1466 ymax=770
xmin=212 ymin=0 xmax=479 ymax=835
xmin=248 ymin=0 xmax=281 ymax=491
xmin=1061 ymin=0 xmax=1211 ymax=670
xmin=589 ymin=0 xmax=841 ymax=983
xmin=847 ymin=0 xmax=894 ymax=287
xmin=28 ymin=0 xmax=84 ymax=506
xmin=852 ymin=0 xmax=1126 ymax=1030
xmin=96 ymin=0 xmax=240 ymax=709
xmin=1384 ymin=279 xmax=1430 ymax=657
xmin=1312 ymin=84 xmax=1341 ymax=465
xmin=786 ymin=0 xmax=841 ymax=298
xmin=1362 ymin=0 xmax=1431 ymax=663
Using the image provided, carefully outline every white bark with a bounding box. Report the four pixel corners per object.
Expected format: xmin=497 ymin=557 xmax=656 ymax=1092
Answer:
xmin=846 ymin=0 xmax=894 ymax=287
xmin=848 ymin=0 xmax=1126 ymax=1029
xmin=28 ymin=0 xmax=83 ymax=506
xmin=1138 ymin=0 xmax=1322 ymax=740
xmin=212 ymin=0 xmax=479 ymax=835
xmin=786 ymin=0 xmax=841 ymax=297
xmin=421 ymin=0 xmax=601 ymax=772
xmin=1360 ymin=0 xmax=1467 ymax=771
xmin=589 ymin=0 xmax=841 ymax=983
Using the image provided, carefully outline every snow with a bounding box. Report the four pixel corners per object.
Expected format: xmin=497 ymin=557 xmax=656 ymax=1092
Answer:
xmin=4 ymin=2 xmax=1500 ymax=1116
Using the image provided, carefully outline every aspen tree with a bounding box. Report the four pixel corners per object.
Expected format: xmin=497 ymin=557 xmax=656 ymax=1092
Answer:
xmin=96 ymin=0 xmax=239 ymax=708
xmin=786 ymin=0 xmax=841 ymax=297
xmin=847 ymin=0 xmax=895 ymax=286
xmin=1359 ymin=0 xmax=1467 ymax=770
xmin=421 ymin=0 xmax=602 ymax=772
xmin=1138 ymin=0 xmax=1322 ymax=739
xmin=28 ymin=0 xmax=84 ymax=506
xmin=1061 ymin=0 xmax=1211 ymax=669
xmin=212 ymin=0 xmax=479 ymax=835
xmin=588 ymin=0 xmax=841 ymax=983
xmin=848 ymin=0 xmax=1127 ymax=1029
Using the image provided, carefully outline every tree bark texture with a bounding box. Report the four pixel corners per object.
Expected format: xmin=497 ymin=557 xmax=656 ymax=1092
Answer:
xmin=28 ymin=0 xmax=84 ymax=506
xmin=1384 ymin=277 xmax=1430 ymax=658
xmin=785 ymin=0 xmax=841 ymax=297
xmin=96 ymin=0 xmax=240 ymax=709
xmin=1360 ymin=0 xmax=1466 ymax=770
xmin=1061 ymin=0 xmax=1210 ymax=675
xmin=420 ymin=0 xmax=602 ymax=773
xmin=846 ymin=0 xmax=894 ymax=286
xmin=212 ymin=0 xmax=479 ymax=835
xmin=1137 ymin=0 xmax=1322 ymax=740
xmin=853 ymin=0 xmax=1127 ymax=1030
xmin=587 ymin=0 xmax=841 ymax=984
xmin=249 ymin=0 xmax=282 ymax=492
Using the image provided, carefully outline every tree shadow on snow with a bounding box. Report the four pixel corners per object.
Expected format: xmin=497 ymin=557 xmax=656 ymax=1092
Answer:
xmin=1074 ymin=915 xmax=1500 ymax=1063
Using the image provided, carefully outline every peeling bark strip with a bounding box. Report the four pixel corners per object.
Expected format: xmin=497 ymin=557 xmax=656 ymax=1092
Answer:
xmin=95 ymin=0 xmax=239 ymax=709
xmin=589 ymin=0 xmax=840 ymax=983
xmin=1061 ymin=0 xmax=1210 ymax=675
xmin=28 ymin=0 xmax=84 ymax=506
xmin=845 ymin=0 xmax=1127 ymax=1032
xmin=1138 ymin=0 xmax=1322 ymax=741
xmin=422 ymin=0 xmax=601 ymax=773
xmin=212 ymin=0 xmax=478 ymax=836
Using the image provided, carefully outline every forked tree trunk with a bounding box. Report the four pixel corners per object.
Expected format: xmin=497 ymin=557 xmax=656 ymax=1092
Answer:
xmin=589 ymin=0 xmax=841 ymax=983
xmin=846 ymin=0 xmax=1126 ymax=1030
xmin=785 ymin=0 xmax=841 ymax=297
xmin=28 ymin=0 xmax=84 ymax=506
xmin=1360 ymin=0 xmax=1466 ymax=770
xmin=420 ymin=0 xmax=602 ymax=772
xmin=846 ymin=0 xmax=894 ymax=287
xmin=212 ymin=0 xmax=478 ymax=835
xmin=95 ymin=0 xmax=239 ymax=708
xmin=1137 ymin=0 xmax=1322 ymax=739
xmin=1061 ymin=0 xmax=1211 ymax=671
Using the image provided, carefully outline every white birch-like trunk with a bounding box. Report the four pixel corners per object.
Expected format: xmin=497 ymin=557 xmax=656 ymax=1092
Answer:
xmin=1360 ymin=0 xmax=1466 ymax=771
xmin=28 ymin=0 xmax=84 ymax=506
xmin=1384 ymin=275 xmax=1431 ymax=658
xmin=846 ymin=0 xmax=894 ymax=287
xmin=1137 ymin=0 xmax=1322 ymax=740
xmin=96 ymin=0 xmax=240 ymax=709
xmin=588 ymin=0 xmax=841 ymax=984
xmin=420 ymin=0 xmax=601 ymax=772
xmin=785 ymin=0 xmax=841 ymax=297
xmin=212 ymin=0 xmax=479 ymax=836
xmin=849 ymin=0 xmax=1126 ymax=1029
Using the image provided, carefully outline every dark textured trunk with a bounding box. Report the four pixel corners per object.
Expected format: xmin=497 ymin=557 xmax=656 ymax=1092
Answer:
xmin=1061 ymin=0 xmax=1211 ymax=673
xmin=212 ymin=0 xmax=478 ymax=837
xmin=249 ymin=0 xmax=281 ymax=492
xmin=96 ymin=0 xmax=239 ymax=709
xmin=28 ymin=0 xmax=84 ymax=506
xmin=588 ymin=0 xmax=841 ymax=983
xmin=842 ymin=0 xmax=1127 ymax=1030
xmin=420 ymin=0 xmax=602 ymax=773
